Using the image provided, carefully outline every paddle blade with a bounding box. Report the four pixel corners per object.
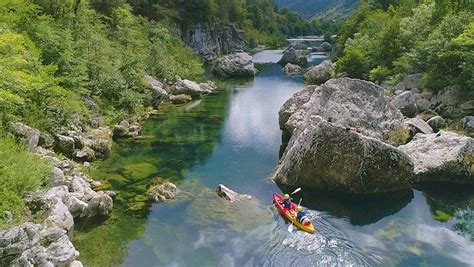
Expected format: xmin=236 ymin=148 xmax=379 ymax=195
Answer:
xmin=288 ymin=223 xmax=294 ymax=233
xmin=291 ymin=187 xmax=301 ymax=195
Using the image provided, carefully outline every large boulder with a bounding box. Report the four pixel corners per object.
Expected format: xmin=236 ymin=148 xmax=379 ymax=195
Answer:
xmin=275 ymin=78 xmax=414 ymax=193
xmin=303 ymin=60 xmax=334 ymax=85
xmin=212 ymin=52 xmax=257 ymax=78
xmin=274 ymin=116 xmax=414 ymax=193
xmin=38 ymin=132 xmax=55 ymax=149
xmin=73 ymin=146 xmax=96 ymax=162
xmin=84 ymin=192 xmax=113 ymax=217
xmin=280 ymin=78 xmax=410 ymax=146
xmin=404 ymin=118 xmax=433 ymax=139
xmin=170 ymin=76 xmax=211 ymax=98
xmin=55 ymin=135 xmax=75 ymax=157
xmin=8 ymin=122 xmax=40 ymax=152
xmin=402 ymin=73 xmax=423 ymax=90
xmin=289 ymin=42 xmax=308 ymax=50
xmin=427 ymin=116 xmax=446 ymax=132
xmin=391 ymin=91 xmax=417 ymax=118
xmin=0 ymin=223 xmax=80 ymax=266
xmin=460 ymin=116 xmax=474 ymax=133
xmin=399 ymin=131 xmax=474 ymax=183
xmin=435 ymin=85 xmax=474 ymax=118
xmin=282 ymin=63 xmax=302 ymax=75
xmin=278 ymin=47 xmax=308 ymax=66
xmin=216 ymin=184 xmax=252 ymax=202
xmin=320 ymin=41 xmax=332 ymax=52
xmin=112 ymin=120 xmax=129 ymax=138
xmin=145 ymin=75 xmax=169 ymax=107
xmin=48 ymin=167 xmax=66 ymax=187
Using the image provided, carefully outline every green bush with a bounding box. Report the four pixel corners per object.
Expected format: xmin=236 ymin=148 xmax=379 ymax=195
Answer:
xmin=369 ymin=66 xmax=391 ymax=84
xmin=335 ymin=48 xmax=370 ymax=79
xmin=0 ymin=131 xmax=50 ymax=228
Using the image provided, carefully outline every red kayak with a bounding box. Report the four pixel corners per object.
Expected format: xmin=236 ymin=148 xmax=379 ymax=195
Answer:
xmin=273 ymin=193 xmax=315 ymax=234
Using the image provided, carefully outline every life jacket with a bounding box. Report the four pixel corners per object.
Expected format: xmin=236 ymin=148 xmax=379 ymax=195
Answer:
xmin=282 ymin=199 xmax=292 ymax=209
xmin=296 ymin=211 xmax=307 ymax=223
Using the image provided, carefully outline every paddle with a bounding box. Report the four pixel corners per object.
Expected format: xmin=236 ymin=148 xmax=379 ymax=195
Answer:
xmin=290 ymin=187 xmax=301 ymax=195
xmin=288 ymin=198 xmax=303 ymax=233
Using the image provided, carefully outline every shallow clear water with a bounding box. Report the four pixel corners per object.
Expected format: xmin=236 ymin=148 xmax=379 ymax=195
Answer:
xmin=74 ymin=51 xmax=474 ymax=267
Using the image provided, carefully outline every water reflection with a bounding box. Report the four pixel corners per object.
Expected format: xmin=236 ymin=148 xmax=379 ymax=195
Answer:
xmin=416 ymin=183 xmax=474 ymax=240
xmin=277 ymin=185 xmax=414 ymax=226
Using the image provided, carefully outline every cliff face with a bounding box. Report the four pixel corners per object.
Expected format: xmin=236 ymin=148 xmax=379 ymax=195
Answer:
xmin=182 ymin=24 xmax=244 ymax=61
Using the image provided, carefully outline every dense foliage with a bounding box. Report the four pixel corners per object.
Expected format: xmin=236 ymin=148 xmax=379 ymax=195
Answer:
xmin=0 ymin=131 xmax=50 ymax=228
xmin=0 ymin=0 xmax=203 ymax=132
xmin=136 ymin=0 xmax=340 ymax=48
xmin=274 ymin=0 xmax=360 ymax=20
xmin=336 ymin=0 xmax=474 ymax=90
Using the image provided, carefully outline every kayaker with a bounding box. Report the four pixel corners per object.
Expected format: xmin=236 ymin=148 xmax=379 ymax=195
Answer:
xmin=296 ymin=206 xmax=310 ymax=225
xmin=281 ymin=194 xmax=292 ymax=209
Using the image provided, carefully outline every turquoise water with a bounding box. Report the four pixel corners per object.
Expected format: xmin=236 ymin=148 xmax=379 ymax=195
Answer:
xmin=74 ymin=51 xmax=474 ymax=267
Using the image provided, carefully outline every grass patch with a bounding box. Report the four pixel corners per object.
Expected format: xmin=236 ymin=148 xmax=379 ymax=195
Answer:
xmin=0 ymin=131 xmax=50 ymax=229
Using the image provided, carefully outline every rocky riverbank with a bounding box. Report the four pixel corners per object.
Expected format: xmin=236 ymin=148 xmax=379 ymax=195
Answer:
xmin=274 ymin=77 xmax=474 ymax=193
xmin=0 ymin=73 xmax=214 ymax=266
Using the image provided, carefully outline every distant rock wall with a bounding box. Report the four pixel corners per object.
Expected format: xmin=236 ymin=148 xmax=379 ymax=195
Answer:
xmin=182 ymin=23 xmax=244 ymax=61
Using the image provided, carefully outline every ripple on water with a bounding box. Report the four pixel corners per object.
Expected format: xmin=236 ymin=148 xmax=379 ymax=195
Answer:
xmin=264 ymin=210 xmax=381 ymax=267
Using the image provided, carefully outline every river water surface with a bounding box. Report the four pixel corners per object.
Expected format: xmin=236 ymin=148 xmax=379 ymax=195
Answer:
xmin=74 ymin=50 xmax=474 ymax=267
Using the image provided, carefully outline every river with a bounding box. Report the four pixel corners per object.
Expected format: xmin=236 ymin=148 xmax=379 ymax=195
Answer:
xmin=74 ymin=50 xmax=474 ymax=267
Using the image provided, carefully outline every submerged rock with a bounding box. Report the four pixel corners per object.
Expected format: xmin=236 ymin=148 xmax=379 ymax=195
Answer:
xmin=274 ymin=116 xmax=414 ymax=193
xmin=186 ymin=188 xmax=271 ymax=231
xmin=147 ymin=180 xmax=178 ymax=203
xmin=399 ymin=131 xmax=474 ymax=183
xmin=170 ymin=94 xmax=193 ymax=104
xmin=216 ymin=184 xmax=252 ymax=202
xmin=212 ymin=52 xmax=257 ymax=78
xmin=303 ymin=60 xmax=334 ymax=85
xmin=278 ymin=47 xmax=308 ymax=66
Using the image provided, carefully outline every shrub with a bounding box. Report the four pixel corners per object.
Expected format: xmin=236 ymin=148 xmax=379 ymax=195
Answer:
xmin=369 ymin=66 xmax=391 ymax=84
xmin=335 ymin=48 xmax=370 ymax=79
xmin=0 ymin=131 xmax=50 ymax=228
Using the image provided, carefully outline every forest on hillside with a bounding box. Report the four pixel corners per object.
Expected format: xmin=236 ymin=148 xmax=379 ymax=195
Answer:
xmin=335 ymin=0 xmax=473 ymax=91
xmin=274 ymin=0 xmax=359 ymax=20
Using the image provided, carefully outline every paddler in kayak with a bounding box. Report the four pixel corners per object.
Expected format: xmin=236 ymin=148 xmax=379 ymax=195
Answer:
xmin=296 ymin=206 xmax=311 ymax=226
xmin=281 ymin=194 xmax=292 ymax=209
